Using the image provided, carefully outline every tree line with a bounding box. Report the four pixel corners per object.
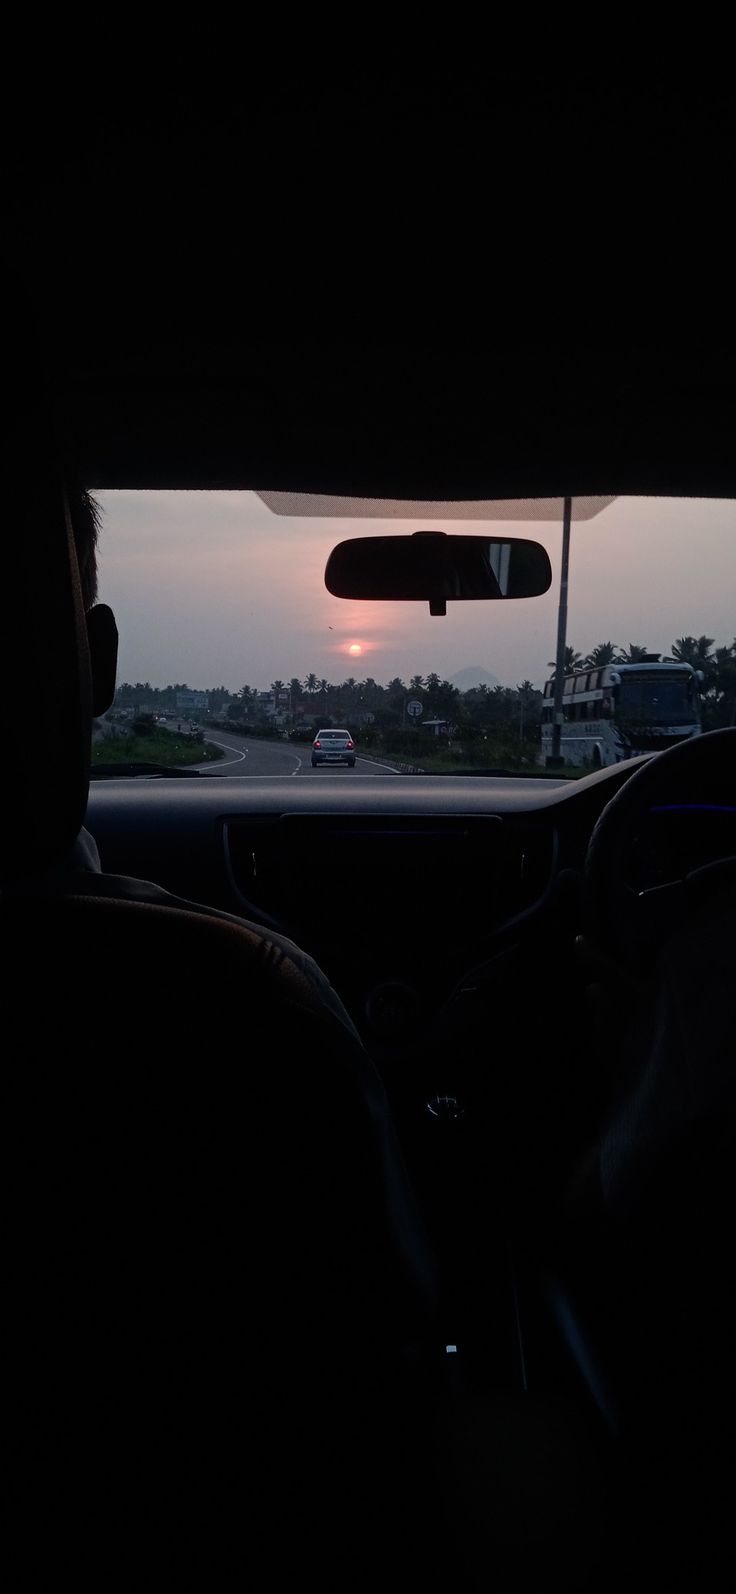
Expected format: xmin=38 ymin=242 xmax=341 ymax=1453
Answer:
xmin=113 ymin=633 xmax=736 ymax=743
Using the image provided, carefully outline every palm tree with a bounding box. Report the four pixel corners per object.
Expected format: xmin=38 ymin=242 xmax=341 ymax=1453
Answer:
xmin=617 ymin=644 xmax=650 ymax=662
xmin=515 ymin=680 xmax=540 ymax=745
xmin=670 ymin=635 xmax=715 ymax=674
xmin=668 ymin=637 xmax=717 ymax=697
xmin=583 ymin=642 xmax=619 ymax=668
xmin=547 ymin=646 xmax=583 ymax=676
xmin=709 ymin=643 xmax=736 ymax=727
xmin=288 ymin=678 xmax=302 ymax=720
xmin=304 ymin=673 xmax=318 ymax=698
xmin=360 ymin=676 xmax=380 ymax=700
xmin=409 ymin=675 xmax=425 ymax=694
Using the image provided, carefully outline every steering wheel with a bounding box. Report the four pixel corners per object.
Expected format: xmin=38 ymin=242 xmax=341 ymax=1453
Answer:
xmin=583 ymin=728 xmax=736 ymax=975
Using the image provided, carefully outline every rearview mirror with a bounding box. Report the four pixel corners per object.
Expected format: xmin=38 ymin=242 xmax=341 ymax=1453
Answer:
xmin=325 ymin=532 xmax=552 ymax=615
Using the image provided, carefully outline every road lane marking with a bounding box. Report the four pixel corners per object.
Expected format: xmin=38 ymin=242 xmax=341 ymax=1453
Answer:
xmin=356 ymin=756 xmax=401 ymax=773
xmin=193 ymin=738 xmax=247 ymax=770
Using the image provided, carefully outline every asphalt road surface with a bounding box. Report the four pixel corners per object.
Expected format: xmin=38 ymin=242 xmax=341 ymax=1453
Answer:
xmin=189 ymin=729 xmax=402 ymax=777
xmin=186 ymin=729 xmax=568 ymax=786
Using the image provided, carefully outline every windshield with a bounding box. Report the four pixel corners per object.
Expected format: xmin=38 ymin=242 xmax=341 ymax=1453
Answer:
xmin=92 ymin=493 xmax=736 ymax=779
xmin=618 ymin=674 xmax=698 ymax=723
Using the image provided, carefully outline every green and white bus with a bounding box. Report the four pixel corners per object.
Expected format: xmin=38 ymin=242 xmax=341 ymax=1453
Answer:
xmin=541 ymin=657 xmax=703 ymax=768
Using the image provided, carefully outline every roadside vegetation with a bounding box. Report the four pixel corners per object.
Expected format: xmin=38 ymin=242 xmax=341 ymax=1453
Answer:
xmin=92 ymin=717 xmax=224 ymax=769
xmin=110 ymin=635 xmax=736 ymax=775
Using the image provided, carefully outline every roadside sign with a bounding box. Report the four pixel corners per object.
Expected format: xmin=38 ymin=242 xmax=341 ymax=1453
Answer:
xmin=406 ymin=700 xmax=423 ymax=718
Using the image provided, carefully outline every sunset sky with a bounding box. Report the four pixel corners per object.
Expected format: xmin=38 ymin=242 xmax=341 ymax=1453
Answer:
xmin=95 ymin=492 xmax=736 ymax=692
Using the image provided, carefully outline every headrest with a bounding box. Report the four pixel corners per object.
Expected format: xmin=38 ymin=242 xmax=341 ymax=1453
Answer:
xmin=2 ymin=337 xmax=92 ymax=886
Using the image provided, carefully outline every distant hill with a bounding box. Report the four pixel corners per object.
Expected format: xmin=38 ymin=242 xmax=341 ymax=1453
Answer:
xmin=450 ymin=666 xmax=501 ymax=691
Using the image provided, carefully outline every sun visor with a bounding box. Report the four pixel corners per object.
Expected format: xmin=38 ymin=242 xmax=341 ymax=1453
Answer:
xmin=256 ymin=493 xmax=617 ymax=521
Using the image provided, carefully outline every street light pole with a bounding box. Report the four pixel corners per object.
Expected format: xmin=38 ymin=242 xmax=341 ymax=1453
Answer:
xmin=550 ymin=495 xmax=572 ymax=765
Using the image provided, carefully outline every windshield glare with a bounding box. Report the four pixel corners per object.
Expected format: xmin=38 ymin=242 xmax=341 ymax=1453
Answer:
xmin=92 ymin=492 xmax=736 ymax=780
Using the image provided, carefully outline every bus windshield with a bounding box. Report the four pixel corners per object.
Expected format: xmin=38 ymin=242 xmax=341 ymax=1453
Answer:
xmin=618 ymin=673 xmax=697 ymax=723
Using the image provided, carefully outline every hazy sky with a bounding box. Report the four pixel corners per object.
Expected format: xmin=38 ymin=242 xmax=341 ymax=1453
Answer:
xmin=95 ymin=491 xmax=736 ymax=692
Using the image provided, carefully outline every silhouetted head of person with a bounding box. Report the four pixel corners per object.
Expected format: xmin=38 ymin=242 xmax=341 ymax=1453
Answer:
xmin=65 ymin=479 xmax=119 ymax=718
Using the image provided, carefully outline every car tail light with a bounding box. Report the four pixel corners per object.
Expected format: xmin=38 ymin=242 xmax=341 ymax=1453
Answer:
xmin=313 ymin=740 xmax=321 ymax=748
xmin=347 ymin=741 xmax=354 ymax=749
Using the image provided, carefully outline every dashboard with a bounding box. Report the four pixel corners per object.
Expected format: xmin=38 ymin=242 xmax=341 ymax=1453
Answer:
xmin=80 ymin=764 xmax=609 ymax=1034
xmin=83 ymin=750 xmax=735 ymax=1257
xmin=85 ymin=759 xmax=734 ymax=1060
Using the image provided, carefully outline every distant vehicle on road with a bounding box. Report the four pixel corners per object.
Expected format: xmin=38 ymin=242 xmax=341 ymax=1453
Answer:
xmin=311 ymin=729 xmax=356 ymax=768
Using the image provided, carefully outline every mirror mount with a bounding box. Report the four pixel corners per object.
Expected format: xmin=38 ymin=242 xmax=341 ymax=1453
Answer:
xmin=414 ymin=532 xmax=449 ymax=615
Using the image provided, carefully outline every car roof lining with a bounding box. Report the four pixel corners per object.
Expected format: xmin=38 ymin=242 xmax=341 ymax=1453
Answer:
xmin=57 ymin=348 xmax=736 ymax=501
xmin=8 ymin=92 xmax=735 ymax=504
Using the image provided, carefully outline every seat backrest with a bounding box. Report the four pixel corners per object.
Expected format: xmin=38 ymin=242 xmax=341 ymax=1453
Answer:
xmin=3 ymin=322 xmax=438 ymax=1580
xmin=5 ymin=889 xmax=435 ymax=1366
xmin=4 ymin=891 xmax=440 ymax=1580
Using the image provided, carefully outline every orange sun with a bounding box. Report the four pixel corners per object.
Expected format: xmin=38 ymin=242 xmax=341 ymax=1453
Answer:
xmin=348 ymin=643 xmax=362 ymax=655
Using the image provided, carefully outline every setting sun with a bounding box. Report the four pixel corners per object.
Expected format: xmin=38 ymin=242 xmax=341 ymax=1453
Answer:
xmin=348 ymin=643 xmax=362 ymax=655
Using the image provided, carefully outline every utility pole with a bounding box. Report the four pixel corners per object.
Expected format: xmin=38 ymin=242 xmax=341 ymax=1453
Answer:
xmin=550 ymin=496 xmax=572 ymax=765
